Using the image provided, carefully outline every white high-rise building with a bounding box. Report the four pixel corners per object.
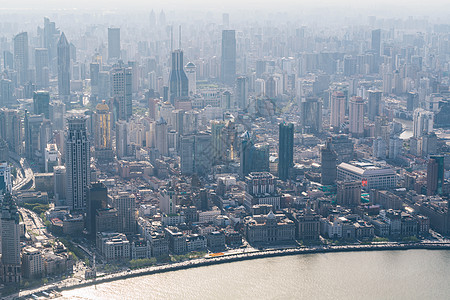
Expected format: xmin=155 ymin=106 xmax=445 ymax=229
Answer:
xmin=349 ymin=96 xmax=364 ymax=138
xmin=330 ymin=91 xmax=346 ymax=130
xmin=185 ymin=62 xmax=196 ymax=96
xmin=65 ymin=116 xmax=91 ymax=211
xmin=413 ymin=108 xmax=434 ymax=138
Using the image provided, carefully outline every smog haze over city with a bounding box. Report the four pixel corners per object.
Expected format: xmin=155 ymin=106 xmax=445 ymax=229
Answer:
xmin=1 ymin=0 xmax=450 ymax=299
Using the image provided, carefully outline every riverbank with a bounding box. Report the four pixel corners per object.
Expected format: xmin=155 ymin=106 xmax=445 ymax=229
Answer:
xmin=14 ymin=241 xmax=450 ymax=299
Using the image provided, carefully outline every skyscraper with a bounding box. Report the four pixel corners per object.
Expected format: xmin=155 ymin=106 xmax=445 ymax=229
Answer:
xmin=108 ymin=28 xmax=121 ymax=61
xmin=87 ymin=182 xmax=108 ymax=237
xmin=168 ymin=50 xmax=189 ymax=104
xmin=35 ymin=48 xmax=49 ymax=89
xmin=94 ymin=101 xmax=112 ymax=159
xmin=0 ymin=162 xmax=12 ymax=195
xmin=44 ymin=17 xmax=59 ymax=62
xmin=111 ymin=67 xmax=133 ymax=121
xmin=65 ymin=116 xmax=91 ymax=211
xmin=300 ymin=97 xmax=322 ymax=134
xmin=371 ymin=29 xmax=381 ymax=55
xmin=13 ymin=32 xmax=29 ymax=85
xmin=221 ymin=30 xmax=236 ymax=85
xmin=413 ymin=108 xmax=434 ymax=138
xmin=90 ymin=63 xmax=100 ymax=100
xmin=368 ymin=90 xmax=382 ymax=121
xmin=24 ymin=112 xmax=43 ymax=161
xmin=155 ymin=117 xmax=168 ymax=156
xmin=427 ymin=155 xmax=444 ymax=196
xmin=330 ymin=91 xmax=346 ymax=131
xmin=33 ymin=91 xmax=50 ymax=119
xmin=113 ymin=192 xmax=136 ymax=234
xmin=321 ymin=138 xmax=338 ymax=186
xmin=349 ymin=96 xmax=364 ymax=138
xmin=0 ymin=109 xmax=21 ymax=154
xmin=0 ymin=193 xmax=21 ymax=284
xmin=278 ymin=122 xmax=294 ymax=181
xmin=236 ymin=76 xmax=248 ymax=109
xmin=57 ymin=32 xmax=70 ymax=99
xmin=185 ymin=62 xmax=197 ymax=96
xmin=115 ymin=120 xmax=128 ymax=159
xmin=180 ymin=133 xmax=212 ymax=176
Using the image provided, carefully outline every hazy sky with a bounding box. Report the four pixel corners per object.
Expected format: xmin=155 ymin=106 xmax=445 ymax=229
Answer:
xmin=2 ymin=0 xmax=449 ymax=14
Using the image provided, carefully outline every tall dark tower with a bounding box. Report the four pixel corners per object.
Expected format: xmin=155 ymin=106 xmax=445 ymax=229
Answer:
xmin=65 ymin=116 xmax=91 ymax=211
xmin=221 ymin=30 xmax=236 ymax=86
xmin=169 ymin=50 xmax=189 ymax=105
xmin=321 ymin=138 xmax=337 ymax=185
xmin=278 ymin=122 xmax=294 ymax=181
xmin=427 ymin=155 xmax=444 ymax=196
xmin=0 ymin=193 xmax=21 ymax=284
xmin=368 ymin=90 xmax=382 ymax=121
xmin=87 ymin=182 xmax=108 ymax=237
xmin=57 ymin=32 xmax=70 ymax=100
xmin=108 ymin=28 xmax=121 ymax=61
xmin=33 ymin=91 xmax=50 ymax=119
xmin=240 ymin=131 xmax=254 ymax=178
xmin=371 ymin=29 xmax=381 ymax=55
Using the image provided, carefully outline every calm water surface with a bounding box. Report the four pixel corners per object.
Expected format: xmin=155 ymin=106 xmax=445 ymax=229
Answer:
xmin=60 ymin=250 xmax=450 ymax=299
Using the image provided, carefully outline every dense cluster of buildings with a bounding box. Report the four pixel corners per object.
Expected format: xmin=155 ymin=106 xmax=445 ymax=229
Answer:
xmin=1 ymin=8 xmax=450 ymax=289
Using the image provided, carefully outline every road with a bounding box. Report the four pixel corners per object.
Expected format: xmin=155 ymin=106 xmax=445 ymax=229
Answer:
xmin=10 ymin=152 xmax=34 ymax=191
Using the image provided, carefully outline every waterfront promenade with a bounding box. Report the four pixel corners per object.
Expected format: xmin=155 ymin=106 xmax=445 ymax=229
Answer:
xmin=12 ymin=241 xmax=450 ymax=299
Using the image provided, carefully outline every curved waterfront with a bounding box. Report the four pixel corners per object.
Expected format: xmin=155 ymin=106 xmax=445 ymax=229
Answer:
xmin=59 ymin=249 xmax=450 ymax=299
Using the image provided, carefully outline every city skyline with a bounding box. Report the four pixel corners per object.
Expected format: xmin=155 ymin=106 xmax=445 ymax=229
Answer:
xmin=1 ymin=3 xmax=450 ymax=298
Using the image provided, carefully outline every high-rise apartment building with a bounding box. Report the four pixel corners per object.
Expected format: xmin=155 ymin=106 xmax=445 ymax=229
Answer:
xmin=65 ymin=116 xmax=91 ymax=211
xmin=349 ymin=96 xmax=364 ymax=138
xmin=330 ymin=91 xmax=346 ymax=131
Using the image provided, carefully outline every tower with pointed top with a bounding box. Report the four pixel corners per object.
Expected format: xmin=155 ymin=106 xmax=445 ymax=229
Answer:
xmin=57 ymin=32 xmax=70 ymax=100
xmin=169 ymin=50 xmax=189 ymax=105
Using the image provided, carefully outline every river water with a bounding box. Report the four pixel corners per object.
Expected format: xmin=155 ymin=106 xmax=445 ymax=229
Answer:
xmin=59 ymin=250 xmax=450 ymax=299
